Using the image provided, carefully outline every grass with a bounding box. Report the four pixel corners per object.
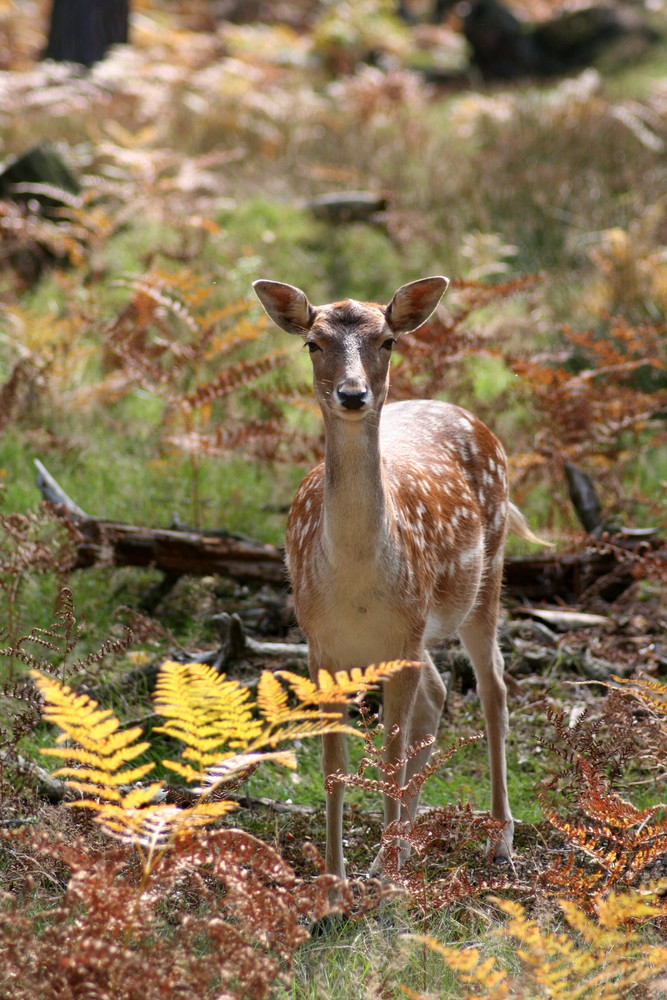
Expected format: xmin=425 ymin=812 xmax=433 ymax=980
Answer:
xmin=2 ymin=4 xmax=667 ymax=997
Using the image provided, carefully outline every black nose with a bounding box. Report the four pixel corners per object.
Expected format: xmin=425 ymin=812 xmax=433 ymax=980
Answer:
xmin=338 ymin=390 xmax=367 ymax=410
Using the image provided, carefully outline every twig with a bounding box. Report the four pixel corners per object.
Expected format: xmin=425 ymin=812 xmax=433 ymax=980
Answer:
xmin=0 ymin=748 xmax=67 ymax=803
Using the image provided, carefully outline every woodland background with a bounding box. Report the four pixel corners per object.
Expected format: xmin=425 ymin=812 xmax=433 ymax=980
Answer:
xmin=2 ymin=1 xmax=667 ymax=998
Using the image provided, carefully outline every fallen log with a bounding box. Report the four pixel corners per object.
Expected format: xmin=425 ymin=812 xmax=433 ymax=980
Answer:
xmin=35 ymin=459 xmax=654 ymax=600
xmin=63 ymin=516 xmax=645 ymax=602
xmin=35 ymin=458 xmax=286 ymax=584
xmin=69 ymin=517 xmax=286 ymax=584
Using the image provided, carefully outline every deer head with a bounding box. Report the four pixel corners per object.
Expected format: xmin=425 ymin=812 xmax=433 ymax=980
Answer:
xmin=253 ymin=277 xmax=449 ymax=420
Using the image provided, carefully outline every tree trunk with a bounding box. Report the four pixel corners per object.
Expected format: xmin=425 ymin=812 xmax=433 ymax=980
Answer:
xmin=43 ymin=0 xmax=129 ymax=68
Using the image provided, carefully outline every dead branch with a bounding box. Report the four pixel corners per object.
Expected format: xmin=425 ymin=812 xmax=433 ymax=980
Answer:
xmin=0 ymin=749 xmax=67 ymax=804
xmin=69 ymin=518 xmax=286 ymax=583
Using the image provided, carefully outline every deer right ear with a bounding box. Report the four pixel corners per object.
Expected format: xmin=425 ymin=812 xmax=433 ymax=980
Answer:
xmin=253 ymin=280 xmax=315 ymax=336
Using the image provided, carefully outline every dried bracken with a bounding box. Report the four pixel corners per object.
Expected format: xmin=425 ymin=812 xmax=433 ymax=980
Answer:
xmin=409 ymin=888 xmax=667 ymax=1000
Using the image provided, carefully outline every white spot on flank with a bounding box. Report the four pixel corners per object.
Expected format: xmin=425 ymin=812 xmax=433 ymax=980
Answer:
xmin=493 ymin=501 xmax=507 ymax=531
xmin=491 ymin=548 xmax=504 ymax=571
xmin=458 ymin=541 xmax=482 ymax=567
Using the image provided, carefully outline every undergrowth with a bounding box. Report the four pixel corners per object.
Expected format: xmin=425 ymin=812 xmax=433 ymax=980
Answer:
xmin=2 ymin=2 xmax=667 ymax=997
xmin=4 ymin=620 xmax=667 ymax=997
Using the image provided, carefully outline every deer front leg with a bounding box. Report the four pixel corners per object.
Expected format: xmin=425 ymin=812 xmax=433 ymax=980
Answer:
xmin=308 ymin=648 xmax=350 ymax=878
xmin=320 ymin=707 xmax=349 ymax=878
xmin=403 ymin=653 xmax=447 ymax=821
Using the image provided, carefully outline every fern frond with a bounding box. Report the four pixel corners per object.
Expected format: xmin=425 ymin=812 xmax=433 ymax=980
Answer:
xmin=90 ymin=799 xmax=238 ymax=850
xmin=44 ymin=725 xmax=150 ymax=764
xmin=181 ymin=349 xmax=291 ymax=410
xmin=408 ymin=935 xmax=509 ymax=1000
xmin=35 ymin=658 xmax=405 ymax=868
xmin=612 ymin=674 xmax=667 ymax=733
xmin=153 ymin=660 xmax=264 ymax=767
xmin=155 ymin=660 xmax=360 ymax=780
xmin=198 ymin=749 xmax=297 ymax=795
xmin=414 ymin=884 xmax=667 ymax=1000
xmin=257 ymin=717 xmax=357 ymax=747
xmin=277 ymin=660 xmax=420 ymax=705
xmin=32 ymin=671 xmax=156 ymax=796
xmin=256 ymin=669 xmax=291 ymax=722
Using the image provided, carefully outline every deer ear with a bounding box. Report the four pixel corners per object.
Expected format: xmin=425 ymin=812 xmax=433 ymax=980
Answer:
xmin=253 ymin=280 xmax=316 ymax=336
xmin=385 ymin=276 xmax=449 ymax=334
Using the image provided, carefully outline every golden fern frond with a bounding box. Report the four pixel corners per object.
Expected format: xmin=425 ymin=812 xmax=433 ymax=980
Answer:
xmin=407 ymin=935 xmax=509 ymax=1000
xmin=89 ymin=799 xmax=237 ymax=850
xmin=256 ymin=718 xmax=357 ymax=747
xmin=33 ymin=670 xmax=154 ymax=802
xmin=277 ymin=660 xmax=421 ymax=705
xmin=155 ymin=661 xmax=358 ymax=780
xmin=256 ymin=670 xmax=292 ymax=723
xmin=255 ymin=671 xmax=354 ymax=743
xmin=33 ymin=668 xmax=237 ymax=855
xmin=72 ymin=781 xmax=167 ymax=812
xmin=198 ymin=749 xmax=297 ymax=796
xmin=154 ymin=660 xmax=264 ymax=762
xmin=35 ymin=659 xmax=403 ymax=863
xmin=496 ymin=890 xmax=667 ymax=998
xmin=612 ymin=674 xmax=667 ymax=732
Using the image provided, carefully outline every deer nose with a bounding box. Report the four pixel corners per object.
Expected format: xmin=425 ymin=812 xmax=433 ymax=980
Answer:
xmin=336 ymin=386 xmax=368 ymax=410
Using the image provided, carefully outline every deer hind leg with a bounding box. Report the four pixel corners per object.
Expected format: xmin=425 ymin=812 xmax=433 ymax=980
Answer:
xmin=458 ymin=601 xmax=514 ymax=862
xmin=402 ymin=653 xmax=447 ymax=821
xmin=371 ymin=655 xmax=445 ymax=872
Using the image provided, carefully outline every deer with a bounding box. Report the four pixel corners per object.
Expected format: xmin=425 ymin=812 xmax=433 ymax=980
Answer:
xmin=253 ymin=275 xmax=546 ymax=880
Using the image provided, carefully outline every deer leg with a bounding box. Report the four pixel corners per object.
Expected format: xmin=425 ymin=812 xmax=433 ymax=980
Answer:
xmin=320 ymin=705 xmax=349 ymax=878
xmin=458 ymin=613 xmax=514 ymax=861
xmin=369 ymin=660 xmax=433 ymax=873
xmin=402 ymin=653 xmax=447 ymax=821
xmin=380 ymin=663 xmax=424 ymax=822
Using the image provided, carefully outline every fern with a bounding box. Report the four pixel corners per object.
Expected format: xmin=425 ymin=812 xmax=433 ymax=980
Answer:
xmin=613 ymin=674 xmax=667 ymax=736
xmin=536 ymin=682 xmax=667 ymax=908
xmin=33 ymin=659 xmax=405 ymax=862
xmin=409 ymin=885 xmax=667 ymax=999
xmin=277 ymin=659 xmax=418 ymax=705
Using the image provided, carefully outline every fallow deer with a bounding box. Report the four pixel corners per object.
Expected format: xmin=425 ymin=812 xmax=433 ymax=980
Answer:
xmin=253 ymin=275 xmax=546 ymax=878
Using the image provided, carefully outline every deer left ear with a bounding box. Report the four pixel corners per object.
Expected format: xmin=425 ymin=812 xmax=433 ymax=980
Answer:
xmin=385 ymin=276 xmax=449 ymax=335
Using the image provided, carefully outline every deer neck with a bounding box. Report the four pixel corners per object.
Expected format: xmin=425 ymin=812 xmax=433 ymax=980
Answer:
xmin=321 ymin=412 xmax=389 ymax=561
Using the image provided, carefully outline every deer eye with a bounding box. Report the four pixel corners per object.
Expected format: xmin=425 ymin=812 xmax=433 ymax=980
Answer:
xmin=381 ymin=338 xmax=395 ymax=351
xmin=306 ymin=341 xmax=321 ymax=354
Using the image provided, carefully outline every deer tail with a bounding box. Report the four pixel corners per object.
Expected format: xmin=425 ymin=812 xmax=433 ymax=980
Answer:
xmin=508 ymin=501 xmax=553 ymax=547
